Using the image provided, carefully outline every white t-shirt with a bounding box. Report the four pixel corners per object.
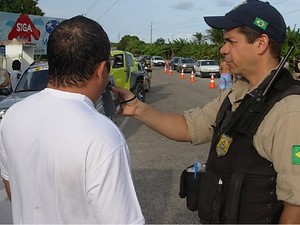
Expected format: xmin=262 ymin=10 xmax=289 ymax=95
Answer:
xmin=0 ymin=88 xmax=144 ymax=224
xmin=9 ymin=70 xmax=21 ymax=90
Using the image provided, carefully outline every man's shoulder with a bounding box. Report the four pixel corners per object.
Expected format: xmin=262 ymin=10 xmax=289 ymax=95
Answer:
xmin=269 ymin=92 xmax=300 ymax=118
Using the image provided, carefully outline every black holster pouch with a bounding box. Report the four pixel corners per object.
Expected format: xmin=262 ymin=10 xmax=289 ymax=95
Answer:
xmin=179 ymin=165 xmax=203 ymax=211
xmin=179 ymin=166 xmax=223 ymax=223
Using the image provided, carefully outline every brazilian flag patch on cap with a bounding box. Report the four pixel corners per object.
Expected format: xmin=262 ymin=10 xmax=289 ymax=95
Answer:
xmin=253 ymin=17 xmax=268 ymax=30
xmin=292 ymin=145 xmax=300 ymax=165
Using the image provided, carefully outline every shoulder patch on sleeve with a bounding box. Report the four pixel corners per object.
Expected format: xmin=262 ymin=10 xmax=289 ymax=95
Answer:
xmin=292 ymin=145 xmax=300 ymax=165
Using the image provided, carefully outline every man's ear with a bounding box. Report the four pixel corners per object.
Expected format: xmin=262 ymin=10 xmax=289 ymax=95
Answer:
xmin=95 ymin=61 xmax=107 ymax=79
xmin=256 ymin=34 xmax=269 ymax=54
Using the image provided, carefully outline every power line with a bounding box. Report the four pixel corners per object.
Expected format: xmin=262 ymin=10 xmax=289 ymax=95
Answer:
xmin=283 ymin=8 xmax=300 ymax=15
xmin=84 ymin=0 xmax=102 ymax=16
xmin=154 ymin=19 xmax=203 ymax=28
xmin=273 ymin=0 xmax=287 ymax=5
xmin=96 ymin=0 xmax=120 ymax=20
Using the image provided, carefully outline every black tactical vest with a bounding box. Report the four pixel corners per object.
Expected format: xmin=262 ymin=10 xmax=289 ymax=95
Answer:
xmin=206 ymin=68 xmax=300 ymax=224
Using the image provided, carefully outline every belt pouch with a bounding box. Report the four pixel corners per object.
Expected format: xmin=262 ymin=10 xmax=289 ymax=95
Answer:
xmin=179 ymin=165 xmax=203 ymax=211
xmin=197 ymin=171 xmax=222 ymax=224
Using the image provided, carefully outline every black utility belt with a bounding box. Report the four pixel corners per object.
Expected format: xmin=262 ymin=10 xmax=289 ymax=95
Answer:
xmin=179 ymin=165 xmax=245 ymax=224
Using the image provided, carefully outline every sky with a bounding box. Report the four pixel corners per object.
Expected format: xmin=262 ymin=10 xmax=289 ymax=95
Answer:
xmin=37 ymin=0 xmax=300 ymax=43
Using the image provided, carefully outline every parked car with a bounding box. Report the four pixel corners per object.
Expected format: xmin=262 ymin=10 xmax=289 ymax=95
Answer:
xmin=194 ymin=59 xmax=220 ymax=78
xmin=151 ymin=56 xmax=165 ymax=67
xmin=0 ymin=61 xmax=105 ymax=121
xmin=177 ymin=58 xmax=195 ymax=73
xmin=169 ymin=57 xmax=182 ymax=70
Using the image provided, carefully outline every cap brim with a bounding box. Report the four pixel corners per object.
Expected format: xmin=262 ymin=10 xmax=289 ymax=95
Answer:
xmin=204 ymin=16 xmax=242 ymax=29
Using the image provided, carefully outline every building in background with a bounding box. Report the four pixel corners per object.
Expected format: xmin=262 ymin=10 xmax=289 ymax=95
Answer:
xmin=0 ymin=11 xmax=65 ymax=70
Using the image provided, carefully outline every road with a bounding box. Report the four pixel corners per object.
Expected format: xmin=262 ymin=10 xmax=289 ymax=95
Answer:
xmin=0 ymin=67 xmax=220 ymax=224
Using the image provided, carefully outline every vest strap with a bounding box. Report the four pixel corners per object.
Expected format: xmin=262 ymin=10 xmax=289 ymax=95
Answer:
xmin=224 ymin=172 xmax=245 ymax=223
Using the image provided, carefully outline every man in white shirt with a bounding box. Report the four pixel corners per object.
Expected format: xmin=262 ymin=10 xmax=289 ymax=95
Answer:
xmin=0 ymin=15 xmax=144 ymax=224
xmin=9 ymin=60 xmax=22 ymax=90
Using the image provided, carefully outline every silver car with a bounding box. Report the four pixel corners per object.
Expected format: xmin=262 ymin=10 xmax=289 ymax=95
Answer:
xmin=177 ymin=58 xmax=195 ymax=73
xmin=0 ymin=61 xmax=105 ymax=121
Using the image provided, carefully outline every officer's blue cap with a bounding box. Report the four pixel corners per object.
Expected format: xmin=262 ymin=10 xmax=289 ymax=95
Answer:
xmin=204 ymin=0 xmax=286 ymax=43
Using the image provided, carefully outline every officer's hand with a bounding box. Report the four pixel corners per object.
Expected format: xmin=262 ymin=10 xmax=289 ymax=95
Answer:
xmin=111 ymin=86 xmax=139 ymax=116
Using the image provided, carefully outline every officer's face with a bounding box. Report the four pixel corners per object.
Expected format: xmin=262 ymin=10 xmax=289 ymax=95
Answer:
xmin=220 ymin=27 xmax=258 ymax=80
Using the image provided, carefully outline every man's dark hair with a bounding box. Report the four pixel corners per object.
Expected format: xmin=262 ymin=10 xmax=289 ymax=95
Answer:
xmin=237 ymin=26 xmax=283 ymax=61
xmin=47 ymin=15 xmax=111 ymax=87
xmin=12 ymin=60 xmax=21 ymax=70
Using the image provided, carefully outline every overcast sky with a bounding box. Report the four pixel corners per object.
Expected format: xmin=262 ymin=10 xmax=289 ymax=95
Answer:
xmin=38 ymin=0 xmax=300 ymax=43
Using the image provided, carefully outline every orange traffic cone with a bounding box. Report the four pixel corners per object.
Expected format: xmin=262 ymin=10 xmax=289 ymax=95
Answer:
xmin=169 ymin=67 xmax=173 ymax=75
xmin=190 ymin=70 xmax=195 ymax=83
xmin=164 ymin=65 xmax=167 ymax=73
xmin=209 ymin=74 xmax=215 ymax=88
xmin=180 ymin=69 xmax=185 ymax=79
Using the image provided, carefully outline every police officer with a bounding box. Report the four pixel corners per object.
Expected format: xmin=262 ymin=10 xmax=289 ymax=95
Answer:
xmin=113 ymin=0 xmax=300 ymax=223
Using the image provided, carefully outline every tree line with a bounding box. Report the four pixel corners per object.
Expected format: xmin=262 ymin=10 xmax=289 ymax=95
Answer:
xmin=114 ymin=27 xmax=300 ymax=72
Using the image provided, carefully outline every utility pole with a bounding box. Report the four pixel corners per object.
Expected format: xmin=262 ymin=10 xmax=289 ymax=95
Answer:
xmin=150 ymin=22 xmax=153 ymax=44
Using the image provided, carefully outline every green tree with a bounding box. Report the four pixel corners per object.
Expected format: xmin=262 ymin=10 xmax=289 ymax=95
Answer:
xmin=203 ymin=28 xmax=225 ymax=61
xmin=0 ymin=0 xmax=44 ymax=16
xmin=193 ymin=32 xmax=205 ymax=44
xmin=161 ymin=44 xmax=173 ymax=59
xmin=284 ymin=25 xmax=300 ymax=57
xmin=282 ymin=25 xmax=300 ymax=71
xmin=172 ymin=38 xmax=190 ymax=56
xmin=117 ymin=35 xmax=140 ymax=52
xmin=154 ymin=37 xmax=165 ymax=45
xmin=205 ymin=28 xmax=224 ymax=46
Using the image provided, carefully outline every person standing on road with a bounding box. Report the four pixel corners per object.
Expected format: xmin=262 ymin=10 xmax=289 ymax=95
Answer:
xmin=0 ymin=15 xmax=144 ymax=224
xmin=113 ymin=0 xmax=300 ymax=223
xmin=10 ymin=59 xmax=22 ymax=90
xmin=218 ymin=60 xmax=232 ymax=93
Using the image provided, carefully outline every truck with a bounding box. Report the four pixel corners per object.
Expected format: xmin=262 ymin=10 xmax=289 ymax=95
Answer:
xmin=110 ymin=50 xmax=146 ymax=102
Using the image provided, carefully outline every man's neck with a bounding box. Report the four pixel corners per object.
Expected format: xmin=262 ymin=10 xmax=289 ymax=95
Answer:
xmin=247 ymin=59 xmax=280 ymax=90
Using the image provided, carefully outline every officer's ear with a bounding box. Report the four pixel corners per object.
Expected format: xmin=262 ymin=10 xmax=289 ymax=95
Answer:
xmin=256 ymin=34 xmax=269 ymax=55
